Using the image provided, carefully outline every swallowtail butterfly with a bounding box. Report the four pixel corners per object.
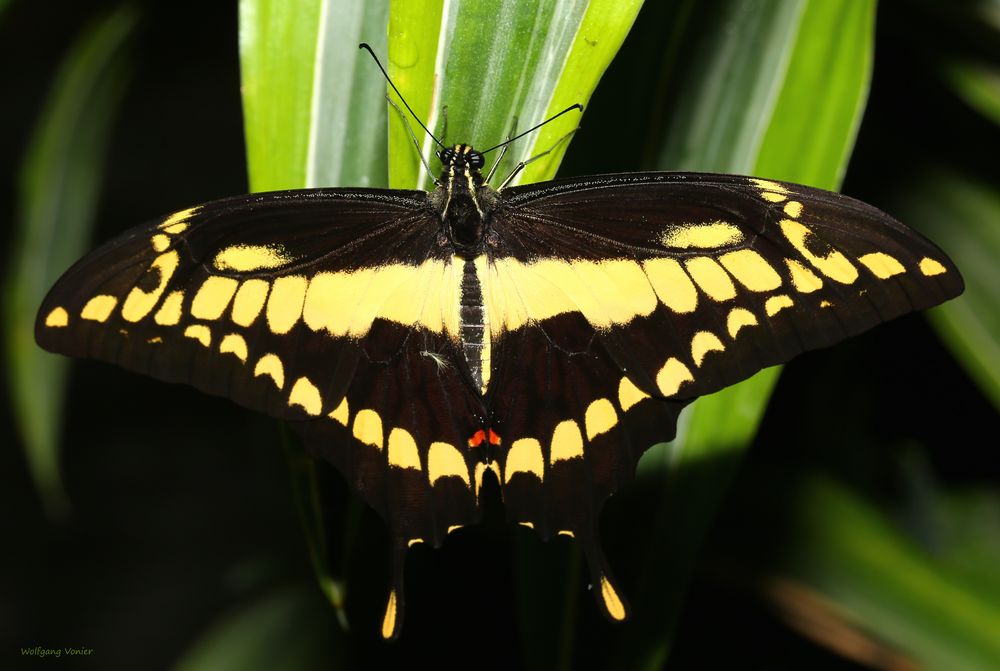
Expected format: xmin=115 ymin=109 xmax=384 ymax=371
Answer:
xmin=35 ymin=46 xmax=963 ymax=640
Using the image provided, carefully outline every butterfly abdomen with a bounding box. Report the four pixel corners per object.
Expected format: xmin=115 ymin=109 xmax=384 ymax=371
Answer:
xmin=459 ymin=257 xmax=491 ymax=394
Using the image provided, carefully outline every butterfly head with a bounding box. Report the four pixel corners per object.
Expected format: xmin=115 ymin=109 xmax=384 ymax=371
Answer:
xmin=438 ymin=144 xmax=485 ymax=172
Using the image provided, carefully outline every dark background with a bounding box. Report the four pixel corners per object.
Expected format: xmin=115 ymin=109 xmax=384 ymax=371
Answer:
xmin=2 ymin=1 xmax=996 ymax=669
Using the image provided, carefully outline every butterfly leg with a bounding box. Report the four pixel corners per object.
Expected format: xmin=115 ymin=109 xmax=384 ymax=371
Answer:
xmin=497 ymin=127 xmax=578 ymax=190
xmin=385 ymin=95 xmax=439 ymax=185
xmin=485 ymin=116 xmax=519 ymax=185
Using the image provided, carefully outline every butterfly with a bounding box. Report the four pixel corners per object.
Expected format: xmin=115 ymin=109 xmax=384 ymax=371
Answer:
xmin=35 ymin=48 xmax=964 ymax=640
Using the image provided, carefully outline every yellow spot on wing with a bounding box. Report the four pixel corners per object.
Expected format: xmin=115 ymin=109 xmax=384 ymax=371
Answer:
xmin=214 ymin=244 xmax=294 ymax=271
xmin=381 ymin=590 xmax=397 ymax=640
xmin=154 ymin=290 xmax=184 ymax=326
xmin=253 ymin=353 xmax=284 ymax=389
xmin=719 ymin=249 xmax=782 ymax=292
xmin=643 ymin=258 xmax=698 ymax=313
xmin=303 ymin=259 xmax=461 ymax=337
xmin=266 ymin=275 xmax=308 ymax=334
xmin=785 ymin=259 xmax=823 ymax=293
xmin=584 ymin=398 xmax=618 ymax=440
xmin=520 ymin=522 xmax=534 ymax=529
xmin=474 ymin=461 xmax=501 ymax=497
xmin=656 ymin=358 xmax=693 ymax=396
xmin=231 ymin=279 xmax=269 ymax=327
xmin=183 ymin=324 xmax=211 ymax=347
xmin=407 ymin=538 xmax=423 ymax=547
xmin=858 ymin=252 xmax=905 ymax=279
xmin=685 ymin=257 xmax=737 ymax=301
xmin=780 ymin=219 xmax=858 ymax=284
xmin=159 ymin=206 xmax=198 ymax=231
xmin=45 ymin=307 xmax=69 ymax=327
xmin=761 ymin=191 xmax=787 ymax=203
xmin=765 ymin=294 xmax=795 ymax=316
xmin=691 ymin=331 xmax=725 ymax=366
xmin=550 ymin=420 xmax=584 ymax=463
xmin=600 ymin=576 xmax=627 ymax=621
xmin=505 ymin=438 xmax=544 ymax=483
xmin=328 ymin=397 xmax=349 ymax=425
xmin=618 ymin=377 xmax=649 ymax=411
xmin=558 ymin=530 xmax=574 ymax=538
xmin=661 ymin=221 xmax=743 ymax=249
xmin=726 ymin=307 xmax=758 ymax=337
xmin=219 ymin=333 xmax=248 ymax=362
xmin=191 ymin=276 xmax=239 ymax=320
xmin=288 ymin=377 xmax=322 ymax=416
xmin=121 ymin=251 xmax=180 ymax=322
xmin=751 ymin=178 xmax=788 ymax=194
xmin=388 ymin=427 xmax=421 ymax=470
xmin=352 ymin=409 xmax=384 ymax=450
xmin=919 ymin=257 xmax=947 ymax=276
xmin=151 ymin=234 xmax=170 ymax=252
xmin=81 ymin=295 xmax=118 ymax=322
xmin=783 ymin=201 xmax=803 ymax=218
xmin=428 ymin=442 xmax=469 ymax=485
xmin=484 ymin=258 xmax=657 ymax=336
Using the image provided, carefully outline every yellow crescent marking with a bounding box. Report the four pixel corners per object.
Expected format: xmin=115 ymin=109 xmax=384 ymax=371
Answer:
xmin=558 ymin=530 xmax=575 ymax=538
xmin=726 ymin=307 xmax=758 ymax=338
xmin=407 ymin=538 xmax=423 ymax=547
xmin=121 ymin=251 xmax=180 ymax=322
xmin=505 ymin=438 xmax=544 ymax=483
xmin=388 ymin=428 xmax=421 ymax=470
xmin=600 ymin=576 xmax=627 ymax=621
xmin=550 ymin=420 xmax=584 ymax=463
xmin=213 ymin=244 xmax=294 ymax=271
xmin=474 ymin=461 xmax=501 ymax=498
xmin=448 ymin=525 xmax=463 ymax=534
xmin=288 ymin=377 xmax=322 ymax=416
xmin=785 ymin=259 xmax=823 ymax=293
xmin=661 ymin=221 xmax=744 ymax=249
xmin=765 ymin=294 xmax=795 ymax=316
xmin=427 ymin=442 xmax=469 ymax=486
xmin=266 ymin=275 xmax=308 ymax=334
xmin=81 ymin=295 xmax=118 ymax=322
xmin=352 ymin=409 xmax=384 ymax=450
xmin=381 ymin=591 xmax=397 ymax=640
xmin=685 ymin=256 xmax=737 ymax=301
xmin=183 ymin=324 xmax=211 ymax=347
xmin=253 ymin=353 xmax=284 ymax=389
xmin=328 ymin=397 xmax=349 ymax=425
xmin=584 ymin=398 xmax=618 ymax=440
xmin=656 ymin=358 xmax=693 ymax=396
xmin=859 ymin=252 xmax=906 ymax=279
xmin=231 ymin=279 xmax=270 ymax=327
xmin=219 ymin=333 xmax=248 ymax=362
xmin=45 ymin=307 xmax=69 ymax=327
xmin=919 ymin=257 xmax=947 ymax=276
xmin=780 ymin=219 xmax=858 ymax=284
xmin=520 ymin=522 xmax=534 ymax=529
xmin=191 ymin=276 xmax=239 ymax=320
xmin=691 ymin=331 xmax=725 ymax=366
xmin=643 ymin=258 xmax=699 ymax=313
xmin=718 ymin=249 xmax=782 ymax=292
xmin=618 ymin=377 xmax=649 ymax=411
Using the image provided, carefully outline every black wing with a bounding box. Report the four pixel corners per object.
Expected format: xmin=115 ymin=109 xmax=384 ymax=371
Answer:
xmin=36 ymin=188 xmax=490 ymax=638
xmin=482 ymin=171 xmax=963 ymax=619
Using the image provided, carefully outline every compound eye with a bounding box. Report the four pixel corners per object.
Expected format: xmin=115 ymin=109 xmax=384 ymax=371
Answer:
xmin=469 ymin=151 xmax=485 ymax=170
xmin=439 ymin=148 xmax=455 ymax=165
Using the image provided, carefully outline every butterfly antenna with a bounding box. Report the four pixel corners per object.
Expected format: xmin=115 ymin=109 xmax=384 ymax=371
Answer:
xmin=359 ymin=43 xmax=445 ymax=149
xmin=480 ymin=103 xmax=583 ymax=154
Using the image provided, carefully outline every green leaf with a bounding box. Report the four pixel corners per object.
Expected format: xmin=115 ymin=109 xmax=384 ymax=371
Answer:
xmin=943 ymin=58 xmax=1000 ymax=128
xmin=387 ymin=0 xmax=643 ymax=190
xmin=239 ymin=0 xmax=389 ymax=191
xmin=172 ymin=588 xmax=342 ymax=671
xmin=779 ymin=476 xmax=1000 ymax=671
xmin=3 ymin=6 xmax=137 ymax=517
xmin=627 ymin=0 xmax=875 ymax=664
xmin=887 ymin=170 xmax=1000 ymax=411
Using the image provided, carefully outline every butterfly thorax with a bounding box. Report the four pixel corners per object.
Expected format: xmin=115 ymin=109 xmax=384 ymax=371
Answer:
xmin=434 ymin=144 xmax=498 ymax=259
